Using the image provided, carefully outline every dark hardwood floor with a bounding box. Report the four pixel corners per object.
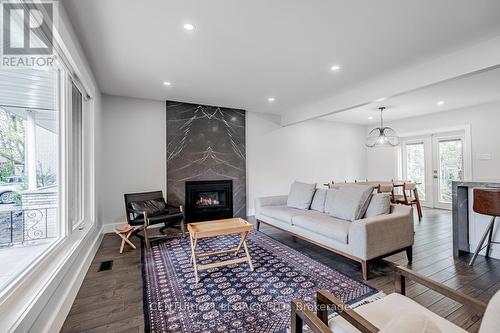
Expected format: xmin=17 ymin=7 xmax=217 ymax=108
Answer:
xmin=61 ymin=209 xmax=500 ymax=332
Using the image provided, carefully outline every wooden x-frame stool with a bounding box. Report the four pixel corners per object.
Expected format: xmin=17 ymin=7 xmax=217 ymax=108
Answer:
xmin=187 ymin=218 xmax=254 ymax=283
xmin=114 ymin=225 xmax=137 ymax=254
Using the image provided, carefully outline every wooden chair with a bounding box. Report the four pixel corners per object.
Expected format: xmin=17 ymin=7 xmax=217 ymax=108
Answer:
xmin=393 ymin=182 xmax=422 ymax=221
xmin=377 ymin=182 xmax=395 ymax=203
xmin=124 ymin=191 xmax=185 ymax=248
xmin=291 ymin=266 xmax=493 ymax=333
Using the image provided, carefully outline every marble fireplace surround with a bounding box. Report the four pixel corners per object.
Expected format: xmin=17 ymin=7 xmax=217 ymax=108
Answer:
xmin=166 ymin=100 xmax=246 ymax=218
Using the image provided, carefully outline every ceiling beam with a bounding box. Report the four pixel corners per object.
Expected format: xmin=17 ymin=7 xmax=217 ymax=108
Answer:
xmin=280 ymin=35 xmax=500 ymax=126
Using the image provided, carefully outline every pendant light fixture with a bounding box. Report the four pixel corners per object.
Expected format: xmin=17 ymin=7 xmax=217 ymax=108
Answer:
xmin=366 ymin=107 xmax=399 ymax=147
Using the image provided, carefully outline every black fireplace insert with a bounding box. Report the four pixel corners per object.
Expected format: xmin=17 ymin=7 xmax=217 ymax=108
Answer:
xmin=185 ymin=180 xmax=233 ymax=222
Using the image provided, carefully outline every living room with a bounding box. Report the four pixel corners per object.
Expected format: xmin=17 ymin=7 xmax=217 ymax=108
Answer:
xmin=1 ymin=1 xmax=500 ymax=332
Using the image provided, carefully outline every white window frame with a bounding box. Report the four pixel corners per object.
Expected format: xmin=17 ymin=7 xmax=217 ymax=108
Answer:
xmin=69 ymin=81 xmax=85 ymax=230
xmin=0 ymin=18 xmax=96 ymax=303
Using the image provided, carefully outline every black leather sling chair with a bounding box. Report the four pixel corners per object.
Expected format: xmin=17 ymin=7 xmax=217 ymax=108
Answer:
xmin=124 ymin=191 xmax=185 ymax=248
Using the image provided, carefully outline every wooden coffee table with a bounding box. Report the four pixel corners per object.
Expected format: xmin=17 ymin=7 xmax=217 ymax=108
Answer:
xmin=187 ymin=217 xmax=254 ymax=283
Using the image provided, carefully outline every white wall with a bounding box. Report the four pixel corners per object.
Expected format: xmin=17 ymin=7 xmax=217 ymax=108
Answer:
xmin=247 ymin=112 xmax=367 ymax=215
xmin=99 ymin=98 xmax=368 ymax=222
xmin=101 ymin=95 xmax=166 ymax=226
xmin=366 ymin=100 xmax=500 ymax=182
xmin=98 ymin=96 xmax=500 ymax=220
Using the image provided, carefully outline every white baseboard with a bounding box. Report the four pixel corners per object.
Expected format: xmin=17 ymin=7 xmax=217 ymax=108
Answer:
xmin=102 ymin=221 xmax=127 ymax=234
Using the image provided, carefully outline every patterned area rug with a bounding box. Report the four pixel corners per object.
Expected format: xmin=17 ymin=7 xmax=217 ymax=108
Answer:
xmin=141 ymin=231 xmax=378 ymax=333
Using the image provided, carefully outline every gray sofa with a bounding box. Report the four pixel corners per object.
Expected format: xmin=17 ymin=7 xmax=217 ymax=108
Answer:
xmin=255 ymin=193 xmax=414 ymax=280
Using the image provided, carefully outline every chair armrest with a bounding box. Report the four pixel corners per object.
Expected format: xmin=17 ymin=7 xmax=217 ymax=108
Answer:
xmin=290 ymin=299 xmax=332 ymax=333
xmin=349 ymin=205 xmax=414 ymax=259
xmin=316 ymin=290 xmax=379 ymax=333
xmin=395 ymin=266 xmax=487 ymax=313
xmin=255 ymin=195 xmax=288 ymax=215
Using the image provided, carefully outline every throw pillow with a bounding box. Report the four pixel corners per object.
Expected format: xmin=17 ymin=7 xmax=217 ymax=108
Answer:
xmin=364 ymin=193 xmax=391 ymax=218
xmin=286 ymin=181 xmax=317 ymax=210
xmin=324 ymin=185 xmax=374 ymax=221
xmin=130 ymin=199 xmax=167 ymax=217
xmin=310 ymin=188 xmax=327 ymax=212
xmin=380 ymin=314 xmax=441 ymax=333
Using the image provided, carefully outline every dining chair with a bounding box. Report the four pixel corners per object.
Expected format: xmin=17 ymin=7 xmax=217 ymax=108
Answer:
xmin=378 ymin=182 xmax=395 ymax=203
xmin=394 ymin=182 xmax=423 ymax=221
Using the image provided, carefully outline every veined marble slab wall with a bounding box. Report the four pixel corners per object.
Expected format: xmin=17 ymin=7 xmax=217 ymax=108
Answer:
xmin=166 ymin=101 xmax=246 ymax=217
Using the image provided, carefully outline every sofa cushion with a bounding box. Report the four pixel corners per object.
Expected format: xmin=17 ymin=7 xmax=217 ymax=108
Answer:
xmin=365 ymin=193 xmax=391 ymax=218
xmin=259 ymin=205 xmax=306 ymax=224
xmin=287 ymin=181 xmax=317 ymax=210
xmin=480 ymin=289 xmax=500 ymax=333
xmin=324 ymin=185 xmax=375 ymax=221
xmin=310 ymin=188 xmax=327 ymax=213
xmin=380 ymin=314 xmax=441 ymax=333
xmin=329 ymin=293 xmax=466 ymax=333
xmin=292 ymin=213 xmax=350 ymax=244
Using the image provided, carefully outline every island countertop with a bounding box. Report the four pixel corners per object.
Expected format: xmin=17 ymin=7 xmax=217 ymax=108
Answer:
xmin=452 ymin=181 xmax=500 ymax=257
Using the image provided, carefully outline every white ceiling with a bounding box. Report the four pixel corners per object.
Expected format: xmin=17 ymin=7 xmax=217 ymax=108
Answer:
xmin=323 ymin=66 xmax=500 ymax=124
xmin=63 ymin=0 xmax=500 ymax=116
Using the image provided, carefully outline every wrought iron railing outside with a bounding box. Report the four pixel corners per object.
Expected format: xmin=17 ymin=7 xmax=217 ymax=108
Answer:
xmin=0 ymin=207 xmax=56 ymax=246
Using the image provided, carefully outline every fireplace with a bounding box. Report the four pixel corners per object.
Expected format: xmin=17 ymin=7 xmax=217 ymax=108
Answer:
xmin=185 ymin=180 xmax=233 ymax=222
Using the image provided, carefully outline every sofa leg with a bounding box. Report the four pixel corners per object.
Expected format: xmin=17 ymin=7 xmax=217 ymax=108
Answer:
xmin=361 ymin=260 xmax=368 ymax=280
xmin=256 ymin=219 xmax=261 ymax=231
xmin=406 ymin=246 xmax=413 ymax=263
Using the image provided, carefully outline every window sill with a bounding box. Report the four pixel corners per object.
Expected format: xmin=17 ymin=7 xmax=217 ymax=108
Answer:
xmin=0 ymin=219 xmax=100 ymax=332
xmin=0 ymin=239 xmax=59 ymax=292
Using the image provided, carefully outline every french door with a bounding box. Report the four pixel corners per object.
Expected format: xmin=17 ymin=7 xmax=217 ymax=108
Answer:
xmin=401 ymin=131 xmax=467 ymax=209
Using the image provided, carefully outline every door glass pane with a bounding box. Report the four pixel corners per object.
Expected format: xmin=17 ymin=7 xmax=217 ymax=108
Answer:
xmin=406 ymin=143 xmax=426 ymax=200
xmin=438 ymin=139 xmax=463 ymax=203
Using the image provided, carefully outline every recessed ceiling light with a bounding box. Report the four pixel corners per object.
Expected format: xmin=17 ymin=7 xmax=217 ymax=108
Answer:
xmin=163 ymin=81 xmax=171 ymax=86
xmin=437 ymin=100 xmax=445 ymax=106
xmin=268 ymin=97 xmax=275 ymax=103
xmin=183 ymin=23 xmax=194 ymax=31
xmin=330 ymin=65 xmax=341 ymax=71
xmin=375 ymin=97 xmax=386 ymax=102
xmin=368 ymin=116 xmax=374 ymax=120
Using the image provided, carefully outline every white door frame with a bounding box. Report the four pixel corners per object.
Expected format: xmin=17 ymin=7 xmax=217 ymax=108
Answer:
xmin=397 ymin=125 xmax=472 ymax=210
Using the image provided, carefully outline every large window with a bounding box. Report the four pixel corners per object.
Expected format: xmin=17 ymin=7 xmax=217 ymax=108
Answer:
xmin=0 ymin=67 xmax=89 ymax=291
xmin=0 ymin=67 xmax=60 ymax=289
